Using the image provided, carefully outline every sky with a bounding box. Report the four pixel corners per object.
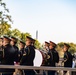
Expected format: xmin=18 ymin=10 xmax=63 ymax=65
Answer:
xmin=3 ymin=0 xmax=76 ymax=44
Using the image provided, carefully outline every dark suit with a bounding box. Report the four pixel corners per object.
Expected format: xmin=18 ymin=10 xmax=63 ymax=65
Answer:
xmin=20 ymin=45 xmax=35 ymax=75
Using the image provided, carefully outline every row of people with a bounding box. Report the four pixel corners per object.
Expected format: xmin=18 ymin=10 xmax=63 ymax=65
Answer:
xmin=42 ymin=41 xmax=59 ymax=75
xmin=0 ymin=35 xmax=73 ymax=75
xmin=43 ymin=41 xmax=73 ymax=75
xmin=0 ymin=35 xmax=36 ymax=75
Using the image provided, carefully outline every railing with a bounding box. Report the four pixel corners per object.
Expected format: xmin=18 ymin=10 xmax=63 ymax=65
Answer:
xmin=0 ymin=65 xmax=75 ymax=71
xmin=0 ymin=65 xmax=76 ymax=75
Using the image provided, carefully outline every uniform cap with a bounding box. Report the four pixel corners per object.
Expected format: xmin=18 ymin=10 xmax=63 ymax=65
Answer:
xmin=10 ymin=36 xmax=18 ymax=42
xmin=20 ymin=40 xmax=25 ymax=45
xmin=3 ymin=35 xmax=11 ymax=41
xmin=64 ymin=43 xmax=70 ymax=48
xmin=49 ymin=41 xmax=57 ymax=47
xmin=11 ymin=36 xmax=18 ymax=40
xmin=26 ymin=36 xmax=33 ymax=40
xmin=45 ymin=41 xmax=49 ymax=44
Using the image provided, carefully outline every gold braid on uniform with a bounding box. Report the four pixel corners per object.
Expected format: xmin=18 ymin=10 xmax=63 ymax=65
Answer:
xmin=20 ymin=51 xmax=26 ymax=63
xmin=47 ymin=55 xmax=50 ymax=59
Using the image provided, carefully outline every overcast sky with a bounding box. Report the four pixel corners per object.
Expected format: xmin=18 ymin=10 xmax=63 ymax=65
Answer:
xmin=3 ymin=0 xmax=76 ymax=44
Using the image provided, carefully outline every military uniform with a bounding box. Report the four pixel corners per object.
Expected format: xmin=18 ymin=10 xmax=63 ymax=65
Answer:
xmin=63 ymin=43 xmax=73 ymax=75
xmin=0 ymin=37 xmax=3 ymax=64
xmin=20 ymin=36 xmax=35 ymax=75
xmin=72 ymin=54 xmax=76 ymax=75
xmin=20 ymin=45 xmax=35 ymax=75
xmin=47 ymin=41 xmax=59 ymax=75
xmin=1 ymin=44 xmax=17 ymax=74
xmin=0 ymin=46 xmax=3 ymax=64
xmin=47 ymin=49 xmax=55 ymax=67
xmin=18 ymin=48 xmax=25 ymax=62
xmin=18 ymin=40 xmax=25 ymax=62
xmin=43 ymin=41 xmax=49 ymax=66
xmin=20 ymin=45 xmax=35 ymax=66
xmin=64 ymin=51 xmax=73 ymax=67
xmin=47 ymin=49 xmax=56 ymax=75
xmin=63 ymin=51 xmax=73 ymax=75
xmin=0 ymin=36 xmax=19 ymax=75
xmin=12 ymin=45 xmax=19 ymax=63
xmin=10 ymin=36 xmax=19 ymax=63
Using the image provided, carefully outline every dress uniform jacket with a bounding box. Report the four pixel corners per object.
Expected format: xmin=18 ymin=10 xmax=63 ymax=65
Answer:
xmin=20 ymin=45 xmax=35 ymax=75
xmin=0 ymin=44 xmax=18 ymax=72
xmin=18 ymin=48 xmax=25 ymax=62
xmin=64 ymin=51 xmax=73 ymax=67
xmin=47 ymin=49 xmax=55 ymax=67
xmin=0 ymin=46 xmax=3 ymax=63
xmin=12 ymin=45 xmax=19 ymax=63
xmin=20 ymin=45 xmax=35 ymax=66
xmin=47 ymin=48 xmax=59 ymax=67
xmin=47 ymin=48 xmax=59 ymax=75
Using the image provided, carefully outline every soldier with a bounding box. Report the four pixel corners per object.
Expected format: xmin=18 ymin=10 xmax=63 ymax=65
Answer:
xmin=1 ymin=35 xmax=18 ymax=75
xmin=42 ymin=41 xmax=50 ymax=67
xmin=62 ymin=43 xmax=73 ymax=75
xmin=18 ymin=40 xmax=25 ymax=62
xmin=43 ymin=41 xmax=50 ymax=75
xmin=72 ymin=53 xmax=76 ymax=75
xmin=20 ymin=36 xmax=35 ymax=75
xmin=10 ymin=36 xmax=19 ymax=64
xmin=44 ymin=41 xmax=49 ymax=52
xmin=0 ymin=37 xmax=3 ymax=63
xmin=13 ymin=40 xmax=25 ymax=75
xmin=47 ymin=41 xmax=59 ymax=75
xmin=0 ymin=37 xmax=3 ymax=48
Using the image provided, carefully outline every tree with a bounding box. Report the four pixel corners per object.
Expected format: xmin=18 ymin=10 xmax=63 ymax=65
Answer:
xmin=0 ymin=22 xmax=11 ymax=35
xmin=0 ymin=0 xmax=12 ymax=36
xmin=57 ymin=42 xmax=64 ymax=48
xmin=20 ymin=32 xmax=31 ymax=42
xmin=69 ymin=43 xmax=76 ymax=54
xmin=34 ymin=39 xmax=41 ymax=49
xmin=11 ymin=29 xmax=21 ymax=38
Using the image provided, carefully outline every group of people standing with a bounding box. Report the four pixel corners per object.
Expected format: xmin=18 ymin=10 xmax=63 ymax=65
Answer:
xmin=0 ymin=35 xmax=35 ymax=75
xmin=43 ymin=41 xmax=73 ymax=75
xmin=0 ymin=35 xmax=74 ymax=75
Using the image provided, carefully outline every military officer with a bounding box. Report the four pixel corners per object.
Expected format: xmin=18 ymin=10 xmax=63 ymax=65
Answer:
xmin=42 ymin=41 xmax=50 ymax=66
xmin=43 ymin=41 xmax=50 ymax=75
xmin=10 ymin=36 xmax=19 ymax=64
xmin=18 ymin=40 xmax=25 ymax=62
xmin=47 ymin=41 xmax=59 ymax=75
xmin=20 ymin=36 xmax=35 ymax=75
xmin=0 ymin=37 xmax=3 ymax=48
xmin=1 ymin=35 xmax=18 ymax=75
xmin=0 ymin=37 xmax=3 ymax=63
xmin=62 ymin=43 xmax=73 ymax=75
xmin=44 ymin=41 xmax=49 ymax=52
